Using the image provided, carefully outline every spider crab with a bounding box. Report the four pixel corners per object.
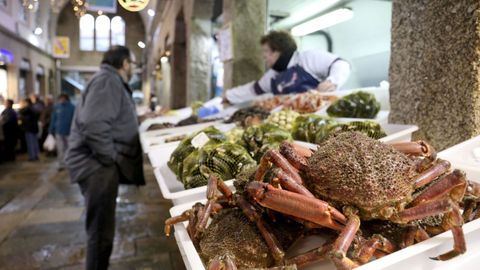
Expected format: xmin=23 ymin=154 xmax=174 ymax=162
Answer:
xmin=244 ymin=131 xmax=468 ymax=269
xmin=165 ymin=170 xmax=301 ymax=270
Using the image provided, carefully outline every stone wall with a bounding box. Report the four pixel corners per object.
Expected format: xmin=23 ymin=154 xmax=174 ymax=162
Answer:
xmin=223 ymin=0 xmax=266 ymax=89
xmin=389 ymin=0 xmax=480 ymax=150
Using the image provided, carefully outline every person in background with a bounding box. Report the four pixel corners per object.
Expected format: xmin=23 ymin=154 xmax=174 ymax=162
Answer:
xmin=29 ymin=93 xmax=45 ymax=115
xmin=49 ymin=94 xmax=75 ymax=170
xmin=0 ymin=99 xmax=18 ymax=162
xmin=225 ymin=30 xmax=351 ymax=104
xmin=40 ymin=95 xmax=54 ymax=153
xmin=65 ymin=46 xmax=145 ymax=270
xmin=19 ymin=98 xmax=39 ymax=161
xmin=149 ymin=93 xmax=157 ymax=112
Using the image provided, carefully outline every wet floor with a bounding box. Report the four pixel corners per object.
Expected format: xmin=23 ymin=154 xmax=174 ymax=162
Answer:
xmin=0 ymin=155 xmax=186 ymax=270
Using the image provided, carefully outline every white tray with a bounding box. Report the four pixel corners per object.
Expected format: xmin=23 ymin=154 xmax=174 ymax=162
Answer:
xmin=139 ymin=107 xmax=194 ymax=132
xmin=148 ymin=142 xmax=235 ymax=205
xmin=379 ymin=123 xmax=418 ymax=143
xmin=294 ymin=123 xmax=418 ymax=147
xmin=140 ymin=121 xmax=225 ymax=153
xmin=438 ymin=135 xmax=480 ymax=180
xmin=169 ymin=166 xmax=480 ymax=270
xmin=316 ymin=110 xmax=390 ymax=125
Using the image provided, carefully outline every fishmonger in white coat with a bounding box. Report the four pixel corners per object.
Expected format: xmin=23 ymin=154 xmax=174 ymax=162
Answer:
xmin=225 ymin=30 xmax=351 ymax=104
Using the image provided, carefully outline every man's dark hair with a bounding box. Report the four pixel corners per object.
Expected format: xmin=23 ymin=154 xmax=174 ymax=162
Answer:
xmin=6 ymin=99 xmax=13 ymax=108
xmin=101 ymin=45 xmax=131 ymax=69
xmin=58 ymin=93 xmax=70 ymax=101
xmin=23 ymin=98 xmax=32 ymax=106
xmin=260 ymin=30 xmax=297 ymax=54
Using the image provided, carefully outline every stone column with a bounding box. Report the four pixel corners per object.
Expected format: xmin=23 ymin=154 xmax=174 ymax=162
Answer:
xmin=186 ymin=0 xmax=215 ymax=104
xmin=223 ymin=0 xmax=266 ymax=90
xmin=389 ymin=0 xmax=480 ymax=150
xmin=170 ymin=11 xmax=188 ymax=109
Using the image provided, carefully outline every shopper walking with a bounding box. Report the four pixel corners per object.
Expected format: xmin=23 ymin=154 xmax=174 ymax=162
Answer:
xmin=49 ymin=94 xmax=75 ymax=170
xmin=65 ymin=45 xmax=145 ymax=270
xmin=0 ymin=99 xmax=18 ymax=162
xmin=40 ymin=95 xmax=54 ymax=153
xmin=19 ymin=98 xmax=39 ymax=161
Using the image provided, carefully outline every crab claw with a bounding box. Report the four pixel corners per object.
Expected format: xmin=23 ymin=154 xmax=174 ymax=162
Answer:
xmin=246 ymin=182 xmax=346 ymax=230
xmin=208 ymin=255 xmax=237 ymax=270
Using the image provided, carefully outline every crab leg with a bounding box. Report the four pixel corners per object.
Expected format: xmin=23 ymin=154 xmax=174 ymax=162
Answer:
xmin=397 ymin=199 xmax=466 ymax=260
xmin=196 ymin=176 xmax=222 ymax=237
xmin=165 ymin=202 xmax=204 ymax=242
xmin=462 ymin=181 xmax=480 ymax=222
xmin=273 ymin=168 xmax=315 ymax=198
xmin=398 ymin=198 xmax=452 ymax=222
xmin=285 ymin=242 xmax=332 ymax=268
xmin=165 ymin=211 xmax=191 ymax=236
xmin=331 ymin=212 xmax=361 ymax=270
xmin=196 ymin=175 xmax=236 ymax=238
xmin=467 ymin=180 xmax=480 ymax=197
xmin=236 ymin=195 xmax=286 ymax=264
xmin=415 ymin=227 xmax=430 ymax=242
xmin=247 ymin=182 xmax=346 ymax=230
xmin=354 ymin=235 xmax=396 ymax=264
xmin=256 ymin=149 xmax=303 ymax=184
xmin=400 ymin=226 xmax=417 ymax=248
xmin=279 ymin=141 xmax=312 ymax=170
xmin=432 ymin=204 xmax=466 ymax=260
xmin=414 ymin=159 xmax=451 ymax=188
xmin=410 ymin=170 xmax=466 ymax=207
xmin=390 ymin=140 xmax=436 ymax=158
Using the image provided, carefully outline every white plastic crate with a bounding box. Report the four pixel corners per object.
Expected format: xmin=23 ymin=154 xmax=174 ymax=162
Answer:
xmin=438 ymin=135 xmax=480 ymax=180
xmin=148 ymin=142 xmax=236 ymax=205
xmin=169 ymin=165 xmax=480 ymax=270
xmin=139 ymin=107 xmax=193 ymax=132
xmin=379 ymin=123 xmax=418 ymax=143
xmin=294 ymin=123 xmax=418 ymax=148
xmin=316 ymin=110 xmax=390 ymax=125
xmin=140 ymin=121 xmax=227 ymax=153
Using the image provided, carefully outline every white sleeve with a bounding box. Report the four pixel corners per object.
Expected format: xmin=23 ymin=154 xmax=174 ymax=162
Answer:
xmin=225 ymin=69 xmax=276 ymax=104
xmin=225 ymin=81 xmax=257 ymax=104
xmin=325 ymin=60 xmax=351 ymax=89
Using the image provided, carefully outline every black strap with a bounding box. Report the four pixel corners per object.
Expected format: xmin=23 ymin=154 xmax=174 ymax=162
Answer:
xmin=327 ymin=57 xmax=344 ymax=77
xmin=272 ymin=49 xmax=296 ymax=72
xmin=253 ymin=81 xmax=265 ymax=95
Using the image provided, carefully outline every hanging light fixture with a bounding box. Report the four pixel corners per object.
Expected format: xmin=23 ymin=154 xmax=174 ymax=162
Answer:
xmin=22 ymin=0 xmax=39 ymax=12
xmin=72 ymin=0 xmax=88 ymax=18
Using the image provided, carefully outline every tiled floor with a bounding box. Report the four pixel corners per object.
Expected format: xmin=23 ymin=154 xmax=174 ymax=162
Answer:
xmin=0 ymin=155 xmax=186 ymax=270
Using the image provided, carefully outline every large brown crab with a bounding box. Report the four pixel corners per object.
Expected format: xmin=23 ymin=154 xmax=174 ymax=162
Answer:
xmin=244 ymin=132 xmax=468 ymax=269
xmin=165 ymin=172 xmax=302 ymax=270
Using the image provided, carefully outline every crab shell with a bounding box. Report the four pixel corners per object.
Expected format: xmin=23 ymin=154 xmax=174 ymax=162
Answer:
xmin=304 ymin=132 xmax=418 ymax=220
xmin=199 ymin=208 xmax=275 ymax=268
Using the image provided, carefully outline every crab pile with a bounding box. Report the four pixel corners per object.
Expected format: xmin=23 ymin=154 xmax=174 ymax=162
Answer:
xmin=166 ymin=132 xmax=480 ymax=269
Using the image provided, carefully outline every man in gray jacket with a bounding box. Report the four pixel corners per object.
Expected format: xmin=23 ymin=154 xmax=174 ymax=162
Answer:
xmin=65 ymin=45 xmax=145 ymax=270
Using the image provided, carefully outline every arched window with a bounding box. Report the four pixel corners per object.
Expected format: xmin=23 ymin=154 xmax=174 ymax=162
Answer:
xmin=111 ymin=16 xmax=125 ymax=46
xmin=95 ymin=15 xmax=110 ymax=51
xmin=79 ymin=14 xmax=94 ymax=51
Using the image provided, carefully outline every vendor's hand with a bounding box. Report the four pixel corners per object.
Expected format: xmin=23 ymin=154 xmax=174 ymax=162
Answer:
xmin=317 ymin=80 xmax=337 ymax=92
